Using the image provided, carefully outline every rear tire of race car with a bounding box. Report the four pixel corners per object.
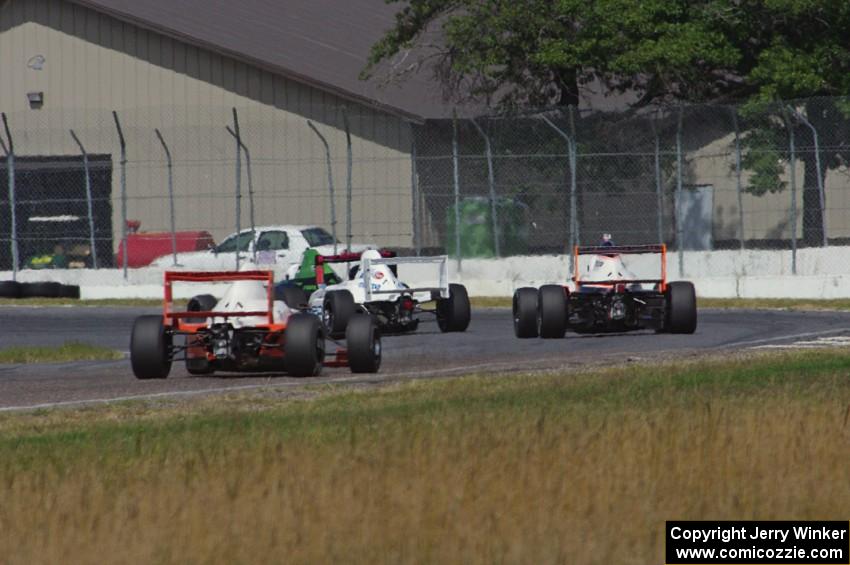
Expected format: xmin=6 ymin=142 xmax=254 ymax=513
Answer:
xmin=513 ymin=287 xmax=539 ymax=338
xmin=538 ymin=285 xmax=568 ymax=339
xmin=0 ymin=281 xmax=21 ymax=299
xmin=323 ymin=290 xmax=355 ymax=338
xmin=186 ymin=300 xmax=218 ymax=375
xmin=130 ymin=315 xmax=172 ymax=379
xmin=186 ymin=294 xmax=217 ymax=323
xmin=437 ymin=283 xmax=471 ymax=332
xmin=346 ymin=314 xmax=381 ymax=373
xmin=666 ymin=281 xmax=697 ymax=334
xmin=285 ymin=313 xmax=325 ymax=377
xmin=184 ymin=328 xmax=214 ymax=376
xmin=277 ymin=286 xmax=309 ymax=310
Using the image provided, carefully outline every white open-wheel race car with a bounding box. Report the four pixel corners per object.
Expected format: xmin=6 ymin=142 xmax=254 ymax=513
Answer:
xmin=277 ymin=249 xmax=471 ymax=337
xmin=130 ymin=270 xmax=381 ymax=379
xmin=513 ymin=243 xmax=697 ymax=338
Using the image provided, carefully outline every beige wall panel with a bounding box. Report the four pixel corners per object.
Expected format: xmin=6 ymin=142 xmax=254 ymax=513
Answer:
xmin=0 ymin=0 xmax=413 ymax=261
xmin=688 ymin=132 xmax=850 ymax=242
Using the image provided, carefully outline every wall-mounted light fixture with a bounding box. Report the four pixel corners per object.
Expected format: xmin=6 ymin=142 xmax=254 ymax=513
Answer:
xmin=27 ymin=91 xmax=44 ymax=110
xmin=27 ymin=55 xmax=46 ymax=71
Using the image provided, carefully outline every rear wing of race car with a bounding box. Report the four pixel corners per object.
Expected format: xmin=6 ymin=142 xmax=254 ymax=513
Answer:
xmin=313 ymin=249 xmax=395 ymax=286
xmin=572 ymin=244 xmax=667 ymax=292
xmin=163 ymin=270 xmax=276 ymax=330
xmin=314 ymin=251 xmax=450 ymax=301
xmin=361 ymin=255 xmax=450 ymax=301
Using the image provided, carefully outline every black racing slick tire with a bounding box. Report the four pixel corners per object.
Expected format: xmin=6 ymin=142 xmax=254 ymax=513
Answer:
xmin=285 ymin=313 xmax=325 ymax=377
xmin=323 ymin=290 xmax=356 ymax=338
xmin=0 ymin=281 xmax=21 ymax=298
xmin=183 ymin=296 xmax=215 ymax=375
xmin=186 ymin=294 xmax=217 ymax=322
xmin=513 ymin=287 xmax=539 ymax=338
xmin=346 ymin=314 xmax=381 ymax=373
xmin=130 ymin=315 xmax=173 ymax=379
xmin=436 ymin=283 xmax=471 ymax=333
xmin=277 ymin=286 xmax=309 ymax=310
xmin=666 ymin=281 xmax=697 ymax=334
xmin=185 ymin=336 xmax=214 ymax=375
xmin=538 ymin=285 xmax=568 ymax=339
xmin=187 ymin=293 xmax=217 ymax=312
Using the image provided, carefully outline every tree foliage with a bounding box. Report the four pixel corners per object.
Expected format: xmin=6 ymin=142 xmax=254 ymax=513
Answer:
xmin=366 ymin=0 xmax=850 ymax=108
xmin=366 ymin=0 xmax=850 ymax=244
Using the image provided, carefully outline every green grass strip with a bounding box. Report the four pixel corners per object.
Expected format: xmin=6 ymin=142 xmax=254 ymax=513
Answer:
xmin=0 ymin=341 xmax=125 ymax=364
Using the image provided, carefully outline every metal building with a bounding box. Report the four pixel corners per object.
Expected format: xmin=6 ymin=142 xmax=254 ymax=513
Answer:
xmin=0 ymin=0 xmax=449 ymax=266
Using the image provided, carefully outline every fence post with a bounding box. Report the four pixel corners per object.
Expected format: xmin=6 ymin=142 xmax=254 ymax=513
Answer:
xmin=112 ymin=111 xmax=128 ymax=279
xmin=410 ymin=127 xmax=421 ymax=256
xmin=731 ymin=109 xmax=745 ymax=250
xmin=0 ymin=117 xmax=16 ymax=278
xmin=69 ymin=130 xmax=98 ymax=269
xmin=788 ymin=107 xmax=827 ymax=247
xmin=675 ymin=107 xmax=684 ymax=277
xmin=470 ymin=118 xmax=501 ymax=258
xmin=781 ymin=106 xmax=798 ymax=275
xmin=568 ymin=106 xmax=579 ymax=249
xmin=451 ymin=111 xmax=462 ymax=272
xmin=154 ymin=129 xmax=177 ymax=266
xmin=651 ymin=111 xmax=664 ymax=245
xmin=539 ymin=113 xmax=576 ymax=270
xmin=307 ymin=120 xmax=338 ymax=255
xmin=231 ymin=108 xmax=242 ymax=270
xmin=226 ymin=124 xmax=256 ymax=263
xmin=342 ymin=107 xmax=353 ymax=251
xmin=1 ymin=114 xmax=17 ymax=279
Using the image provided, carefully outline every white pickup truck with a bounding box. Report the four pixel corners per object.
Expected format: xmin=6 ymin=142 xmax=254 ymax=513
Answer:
xmin=151 ymin=225 xmax=375 ymax=271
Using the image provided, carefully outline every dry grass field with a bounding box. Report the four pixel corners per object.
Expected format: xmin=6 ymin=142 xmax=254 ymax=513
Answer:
xmin=0 ymin=350 xmax=848 ymax=564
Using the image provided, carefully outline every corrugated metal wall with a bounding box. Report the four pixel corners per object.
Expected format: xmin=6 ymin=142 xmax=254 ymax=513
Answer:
xmin=0 ymin=0 xmax=414 ymax=254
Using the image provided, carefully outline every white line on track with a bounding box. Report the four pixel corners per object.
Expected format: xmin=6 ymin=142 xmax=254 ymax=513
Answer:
xmin=750 ymin=335 xmax=850 ymax=350
xmin=721 ymin=328 xmax=850 ymax=349
xmin=0 ymin=359 xmax=531 ymax=413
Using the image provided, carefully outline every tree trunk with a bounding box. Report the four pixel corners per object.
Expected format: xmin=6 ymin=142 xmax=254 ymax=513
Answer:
xmin=556 ymin=70 xmax=580 ymax=108
xmin=801 ymin=152 xmax=824 ymax=247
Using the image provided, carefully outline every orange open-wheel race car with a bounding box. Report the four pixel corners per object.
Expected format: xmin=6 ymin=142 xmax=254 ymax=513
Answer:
xmin=130 ymin=270 xmax=381 ymax=379
xmin=513 ymin=244 xmax=697 ymax=338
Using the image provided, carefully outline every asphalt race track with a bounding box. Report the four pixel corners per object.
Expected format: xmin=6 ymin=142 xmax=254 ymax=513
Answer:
xmin=1 ymin=306 xmax=850 ymax=411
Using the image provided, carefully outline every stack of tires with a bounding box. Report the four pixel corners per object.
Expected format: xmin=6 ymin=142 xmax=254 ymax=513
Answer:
xmin=0 ymin=280 xmax=80 ymax=299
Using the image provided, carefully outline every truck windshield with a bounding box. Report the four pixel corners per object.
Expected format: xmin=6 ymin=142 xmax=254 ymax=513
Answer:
xmin=216 ymin=232 xmax=253 ymax=253
xmin=301 ymin=227 xmax=336 ymax=246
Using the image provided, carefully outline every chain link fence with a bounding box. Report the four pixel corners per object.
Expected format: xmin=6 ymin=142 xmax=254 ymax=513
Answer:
xmin=1 ymin=97 xmax=848 ymax=277
xmin=412 ymin=98 xmax=850 ymax=273
xmin=0 ymin=104 xmax=413 ymax=278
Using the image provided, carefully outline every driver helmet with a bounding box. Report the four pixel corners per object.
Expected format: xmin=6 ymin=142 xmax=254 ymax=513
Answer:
xmin=600 ymin=233 xmax=618 ymax=257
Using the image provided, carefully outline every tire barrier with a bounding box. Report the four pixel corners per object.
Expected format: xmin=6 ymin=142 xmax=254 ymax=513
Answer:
xmin=0 ymin=280 xmax=80 ymax=299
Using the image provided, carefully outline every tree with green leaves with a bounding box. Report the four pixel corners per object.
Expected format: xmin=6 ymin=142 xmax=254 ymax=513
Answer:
xmin=365 ymin=0 xmax=850 ymax=245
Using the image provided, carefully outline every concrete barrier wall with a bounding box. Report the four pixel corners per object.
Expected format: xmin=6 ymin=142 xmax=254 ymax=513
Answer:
xmin=2 ymin=246 xmax=849 ymax=300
